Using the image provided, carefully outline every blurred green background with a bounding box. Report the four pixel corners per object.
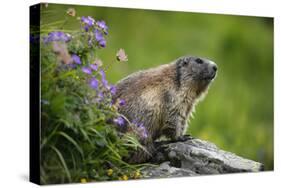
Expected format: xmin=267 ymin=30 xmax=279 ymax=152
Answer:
xmin=41 ymin=3 xmax=273 ymax=170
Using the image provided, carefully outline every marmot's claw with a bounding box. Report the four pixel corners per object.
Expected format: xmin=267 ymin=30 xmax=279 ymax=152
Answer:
xmin=177 ymin=134 xmax=193 ymax=142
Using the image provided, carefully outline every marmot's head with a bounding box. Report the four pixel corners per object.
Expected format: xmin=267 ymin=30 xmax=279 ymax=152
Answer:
xmin=175 ymin=55 xmax=218 ymax=95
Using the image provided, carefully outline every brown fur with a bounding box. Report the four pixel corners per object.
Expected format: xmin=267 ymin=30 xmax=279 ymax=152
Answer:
xmin=113 ymin=56 xmax=217 ymax=163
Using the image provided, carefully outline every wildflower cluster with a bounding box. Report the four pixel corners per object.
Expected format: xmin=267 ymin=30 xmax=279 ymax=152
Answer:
xmin=42 ymin=16 xmax=119 ymax=106
xmin=81 ymin=16 xmax=108 ymax=48
xmin=38 ymin=6 xmax=147 ymax=184
xmin=43 ymin=31 xmax=72 ymax=43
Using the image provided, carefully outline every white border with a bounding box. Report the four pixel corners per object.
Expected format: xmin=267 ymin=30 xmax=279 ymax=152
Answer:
xmin=0 ymin=0 xmax=280 ymax=188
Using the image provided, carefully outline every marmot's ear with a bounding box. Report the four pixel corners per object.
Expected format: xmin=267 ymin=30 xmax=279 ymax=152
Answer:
xmin=182 ymin=57 xmax=190 ymax=66
xmin=176 ymin=56 xmax=190 ymax=67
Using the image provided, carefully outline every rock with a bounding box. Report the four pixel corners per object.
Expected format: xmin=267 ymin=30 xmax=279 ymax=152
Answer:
xmin=142 ymin=138 xmax=264 ymax=178
xmin=142 ymin=162 xmax=197 ymax=178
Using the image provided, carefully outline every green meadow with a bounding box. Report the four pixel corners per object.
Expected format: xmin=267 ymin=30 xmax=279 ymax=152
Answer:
xmin=40 ymin=3 xmax=273 ymax=171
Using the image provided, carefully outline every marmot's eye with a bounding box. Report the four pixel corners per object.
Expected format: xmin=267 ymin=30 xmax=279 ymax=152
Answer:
xmin=195 ymin=58 xmax=204 ymax=64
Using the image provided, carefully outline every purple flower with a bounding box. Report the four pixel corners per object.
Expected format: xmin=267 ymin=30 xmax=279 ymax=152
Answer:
xmin=142 ymin=130 xmax=148 ymax=138
xmin=72 ymin=54 xmax=81 ymax=64
xmin=132 ymin=120 xmax=148 ymax=138
xmin=99 ymin=39 xmax=106 ymax=48
xmin=137 ymin=123 xmax=148 ymax=138
xmin=82 ymin=67 xmax=92 ymax=74
xmin=119 ymin=99 xmax=126 ymax=106
xmin=94 ymin=29 xmax=103 ymax=41
xmin=137 ymin=122 xmax=144 ymax=128
xmin=102 ymin=78 xmax=108 ymax=87
xmin=109 ymin=85 xmax=117 ymax=95
xmin=81 ymin=16 xmax=94 ymax=26
xmin=97 ymin=91 xmax=104 ymax=102
xmin=100 ymin=69 xmax=105 ymax=78
xmin=113 ymin=116 xmax=125 ymax=126
xmin=94 ymin=29 xmax=106 ymax=48
xmin=100 ymin=69 xmax=108 ymax=87
xmin=90 ymin=63 xmax=98 ymax=71
xmin=81 ymin=16 xmax=95 ymax=32
xmin=84 ymin=25 xmax=90 ymax=32
xmin=96 ymin=20 xmax=108 ymax=34
xmin=44 ymin=31 xmax=71 ymax=43
xmin=89 ymin=77 xmax=99 ymax=90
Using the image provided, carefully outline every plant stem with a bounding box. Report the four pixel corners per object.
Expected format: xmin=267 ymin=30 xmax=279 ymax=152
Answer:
xmin=60 ymin=15 xmax=69 ymax=30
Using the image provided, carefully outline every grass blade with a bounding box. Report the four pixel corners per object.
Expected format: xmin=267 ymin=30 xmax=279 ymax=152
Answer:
xmin=56 ymin=131 xmax=84 ymax=158
xmin=50 ymin=145 xmax=72 ymax=182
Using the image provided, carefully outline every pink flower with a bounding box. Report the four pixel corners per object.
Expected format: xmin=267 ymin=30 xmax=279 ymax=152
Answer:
xmin=116 ymin=49 xmax=128 ymax=62
xmin=90 ymin=64 xmax=98 ymax=71
xmin=94 ymin=59 xmax=103 ymax=66
xmin=66 ymin=8 xmax=76 ymax=17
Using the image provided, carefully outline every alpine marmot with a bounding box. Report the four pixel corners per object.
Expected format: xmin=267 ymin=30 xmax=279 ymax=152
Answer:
xmin=113 ymin=55 xmax=218 ymax=163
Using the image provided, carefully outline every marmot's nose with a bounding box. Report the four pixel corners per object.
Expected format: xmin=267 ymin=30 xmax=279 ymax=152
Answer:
xmin=212 ymin=65 xmax=218 ymax=72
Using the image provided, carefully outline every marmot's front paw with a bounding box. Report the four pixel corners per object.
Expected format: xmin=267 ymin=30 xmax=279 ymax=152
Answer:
xmin=177 ymin=134 xmax=193 ymax=142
